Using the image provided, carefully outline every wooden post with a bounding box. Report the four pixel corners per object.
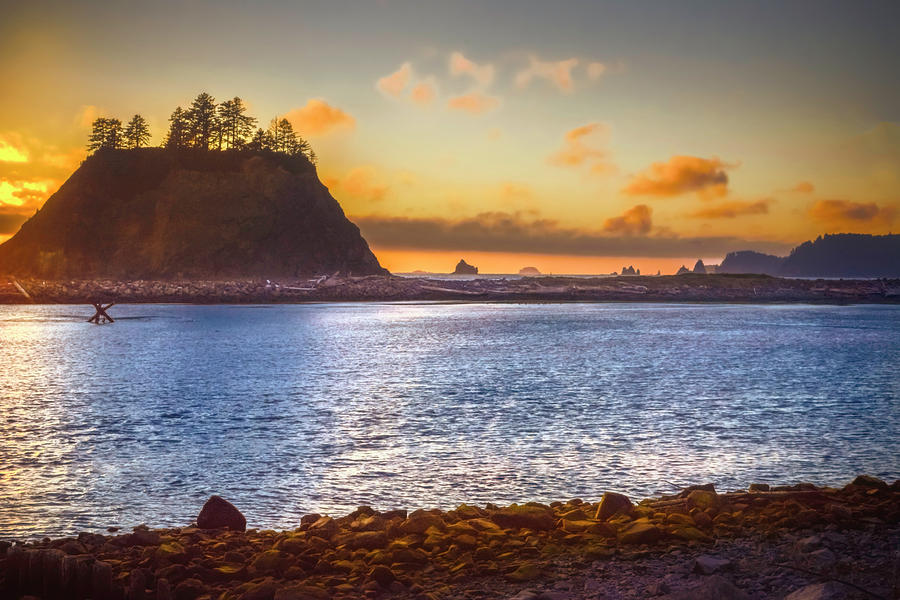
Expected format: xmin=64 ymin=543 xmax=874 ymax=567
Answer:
xmin=87 ymin=303 xmax=115 ymax=324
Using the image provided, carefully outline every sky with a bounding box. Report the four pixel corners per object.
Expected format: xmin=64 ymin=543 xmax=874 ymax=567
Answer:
xmin=1 ymin=0 xmax=898 ymax=274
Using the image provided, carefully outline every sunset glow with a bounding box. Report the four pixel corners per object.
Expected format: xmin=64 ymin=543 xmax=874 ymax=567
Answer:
xmin=1 ymin=1 xmax=898 ymax=273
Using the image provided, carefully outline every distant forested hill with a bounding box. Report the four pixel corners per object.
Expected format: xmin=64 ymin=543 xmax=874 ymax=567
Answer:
xmin=719 ymin=234 xmax=900 ymax=277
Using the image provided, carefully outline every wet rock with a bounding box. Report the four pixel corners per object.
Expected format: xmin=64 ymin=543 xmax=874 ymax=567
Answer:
xmin=594 ymin=492 xmax=634 ymax=520
xmin=492 ymin=505 xmax=556 ymax=531
xmin=686 ymin=489 xmax=719 ymax=511
xmin=748 ymin=483 xmax=769 ymax=492
xmin=196 ymin=495 xmax=247 ymax=532
xmin=784 ymin=582 xmax=848 ymax=600
xmin=849 ymin=474 xmax=888 ymax=489
xmin=692 ymin=555 xmax=732 ymax=574
xmin=399 ymin=512 xmax=445 ymax=534
xmin=617 ymin=521 xmax=661 ymax=545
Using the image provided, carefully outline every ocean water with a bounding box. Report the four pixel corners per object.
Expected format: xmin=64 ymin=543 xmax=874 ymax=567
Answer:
xmin=0 ymin=302 xmax=898 ymax=540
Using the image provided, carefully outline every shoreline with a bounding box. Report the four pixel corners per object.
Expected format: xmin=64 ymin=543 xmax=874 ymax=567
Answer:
xmin=2 ymin=476 xmax=897 ymax=599
xmin=2 ymin=274 xmax=900 ymax=305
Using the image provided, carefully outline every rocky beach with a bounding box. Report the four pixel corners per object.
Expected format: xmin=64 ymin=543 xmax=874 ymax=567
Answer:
xmin=2 ymin=274 xmax=899 ymax=305
xmin=2 ymin=476 xmax=898 ymax=600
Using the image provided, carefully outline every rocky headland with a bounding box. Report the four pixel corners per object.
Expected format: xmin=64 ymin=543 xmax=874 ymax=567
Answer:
xmin=2 ymin=273 xmax=899 ymax=305
xmin=2 ymin=476 xmax=898 ymax=600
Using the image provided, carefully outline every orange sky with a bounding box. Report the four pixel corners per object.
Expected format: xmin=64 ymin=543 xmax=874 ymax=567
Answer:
xmin=1 ymin=2 xmax=898 ymax=274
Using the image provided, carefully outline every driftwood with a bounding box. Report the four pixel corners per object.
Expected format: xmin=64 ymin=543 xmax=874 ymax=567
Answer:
xmin=87 ymin=302 xmax=115 ymax=324
xmin=647 ymin=490 xmax=837 ymax=509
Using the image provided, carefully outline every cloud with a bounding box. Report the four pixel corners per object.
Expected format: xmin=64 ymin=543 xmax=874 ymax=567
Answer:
xmin=808 ymin=199 xmax=894 ymax=222
xmin=790 ymin=181 xmax=815 ymax=193
xmin=0 ymin=135 xmax=28 ymax=163
xmin=586 ymin=62 xmax=607 ymax=80
xmin=76 ymin=105 xmax=109 ymax=129
xmin=603 ymin=205 xmax=652 ymax=235
xmin=548 ymin=123 xmax=614 ymax=175
xmin=449 ymin=51 xmax=494 ymax=85
xmin=353 ymin=211 xmax=792 ymax=257
xmin=499 ymin=182 xmax=533 ymax=202
xmin=447 ymin=92 xmax=500 ymax=115
xmin=342 ymin=166 xmax=389 ymax=202
xmin=515 ymin=56 xmax=579 ymax=92
xmin=285 ymin=99 xmax=355 ymax=137
xmin=377 ymin=62 xmax=412 ymax=97
xmin=410 ymin=82 xmax=436 ymax=106
xmin=623 ymin=155 xmax=732 ymax=197
xmin=689 ymin=199 xmax=771 ymax=219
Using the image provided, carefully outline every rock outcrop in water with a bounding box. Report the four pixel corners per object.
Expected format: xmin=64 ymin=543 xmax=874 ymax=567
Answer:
xmin=0 ymin=148 xmax=387 ymax=279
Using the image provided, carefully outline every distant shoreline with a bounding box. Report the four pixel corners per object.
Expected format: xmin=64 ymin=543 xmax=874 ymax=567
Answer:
xmin=2 ymin=273 xmax=899 ymax=305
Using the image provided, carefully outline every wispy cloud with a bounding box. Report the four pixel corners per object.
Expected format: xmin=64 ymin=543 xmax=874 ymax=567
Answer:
xmin=447 ymin=92 xmax=500 ymax=115
xmin=410 ymin=82 xmax=436 ymax=106
xmin=376 ymin=62 xmax=412 ymax=97
xmin=623 ymin=155 xmax=732 ymax=198
xmin=449 ymin=51 xmax=494 ymax=85
xmin=353 ymin=211 xmax=792 ymax=257
xmin=603 ymin=204 xmax=652 ymax=235
xmin=689 ymin=199 xmax=771 ymax=219
xmin=285 ymin=99 xmax=355 ymax=136
xmin=808 ymin=199 xmax=895 ymax=223
xmin=547 ymin=123 xmax=614 ymax=175
xmin=516 ymin=56 xmax=579 ymax=92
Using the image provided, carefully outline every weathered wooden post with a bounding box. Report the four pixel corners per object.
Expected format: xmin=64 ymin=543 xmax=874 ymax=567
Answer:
xmin=87 ymin=302 xmax=115 ymax=324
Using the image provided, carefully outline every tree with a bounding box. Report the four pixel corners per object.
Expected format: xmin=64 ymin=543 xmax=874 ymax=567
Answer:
xmin=218 ymin=97 xmax=256 ymax=149
xmin=164 ymin=107 xmax=188 ymax=149
xmin=268 ymin=117 xmax=313 ymax=157
xmin=87 ymin=118 xmax=124 ymax=151
xmin=123 ymin=114 xmax=151 ymax=149
xmin=185 ymin=92 xmax=217 ymax=149
xmin=246 ymin=128 xmax=273 ymax=151
xmin=307 ymin=149 xmax=318 ymax=166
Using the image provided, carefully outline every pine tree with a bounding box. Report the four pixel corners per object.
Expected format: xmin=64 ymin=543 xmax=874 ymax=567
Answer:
xmin=123 ymin=114 xmax=151 ymax=149
xmin=87 ymin=118 xmax=124 ymax=151
xmin=164 ymin=107 xmax=188 ymax=149
xmin=218 ymin=97 xmax=256 ymax=149
xmin=246 ymin=128 xmax=273 ymax=151
xmin=185 ymin=92 xmax=217 ymax=150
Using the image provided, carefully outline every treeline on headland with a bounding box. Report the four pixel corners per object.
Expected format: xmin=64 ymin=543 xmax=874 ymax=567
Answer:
xmin=87 ymin=92 xmax=317 ymax=164
xmin=719 ymin=233 xmax=900 ymax=278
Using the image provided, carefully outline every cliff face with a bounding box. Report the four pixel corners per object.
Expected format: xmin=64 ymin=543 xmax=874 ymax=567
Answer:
xmin=0 ymin=149 xmax=387 ymax=278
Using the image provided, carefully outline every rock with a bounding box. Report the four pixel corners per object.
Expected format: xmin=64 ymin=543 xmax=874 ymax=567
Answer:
xmin=367 ymin=565 xmax=396 ymax=588
xmin=519 ymin=267 xmax=541 ymax=276
xmin=807 ymin=548 xmax=837 ymax=570
xmin=173 ymin=578 xmax=206 ymax=600
xmin=274 ymin=585 xmax=330 ymax=600
xmin=784 ymin=582 xmax=849 ymax=600
xmin=849 ymin=475 xmax=888 ymax=489
xmin=196 ymin=495 xmax=247 ymax=531
xmin=748 ymin=483 xmax=769 ymax=492
xmin=491 ymin=505 xmax=556 ymax=531
xmin=686 ymin=489 xmax=719 ymax=510
xmin=693 ymin=259 xmax=707 ymax=274
xmin=454 ymin=259 xmax=478 ymax=275
xmin=399 ymin=513 xmax=445 ymax=534
xmin=239 ymin=582 xmax=277 ymax=600
xmin=676 ymin=265 xmax=691 ymax=275
xmin=594 ymin=492 xmax=634 ymax=520
xmin=661 ymin=575 xmax=750 ymax=600
xmin=794 ymin=535 xmax=823 ymax=553
xmin=617 ymin=521 xmax=662 ymax=545
xmin=507 ymin=563 xmax=542 ymax=582
xmin=692 ymin=555 xmax=732 ymax=575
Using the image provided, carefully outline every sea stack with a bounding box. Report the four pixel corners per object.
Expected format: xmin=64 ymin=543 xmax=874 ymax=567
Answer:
xmin=0 ymin=148 xmax=387 ymax=279
xmin=693 ymin=259 xmax=707 ymax=274
xmin=454 ymin=259 xmax=478 ymax=275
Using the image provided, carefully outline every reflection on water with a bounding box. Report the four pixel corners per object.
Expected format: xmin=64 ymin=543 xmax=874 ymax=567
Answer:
xmin=1 ymin=302 xmax=898 ymax=539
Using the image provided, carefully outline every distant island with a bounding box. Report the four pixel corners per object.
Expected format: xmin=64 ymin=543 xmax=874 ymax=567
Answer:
xmin=719 ymin=233 xmax=900 ymax=278
xmin=454 ymin=259 xmax=478 ymax=275
xmin=519 ymin=266 xmax=541 ymax=276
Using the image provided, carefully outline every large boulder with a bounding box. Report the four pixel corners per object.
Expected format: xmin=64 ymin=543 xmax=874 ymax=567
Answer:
xmin=196 ymin=495 xmax=247 ymax=531
xmin=594 ymin=492 xmax=634 ymax=520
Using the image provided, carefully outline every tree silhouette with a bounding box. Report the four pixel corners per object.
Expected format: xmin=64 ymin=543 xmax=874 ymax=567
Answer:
xmin=218 ymin=97 xmax=257 ymax=149
xmin=246 ymin=128 xmax=273 ymax=151
xmin=87 ymin=118 xmax=124 ymax=151
xmin=268 ymin=117 xmax=312 ymax=157
xmin=164 ymin=107 xmax=188 ymax=149
xmin=185 ymin=92 xmax=217 ymax=150
xmin=123 ymin=114 xmax=151 ymax=149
